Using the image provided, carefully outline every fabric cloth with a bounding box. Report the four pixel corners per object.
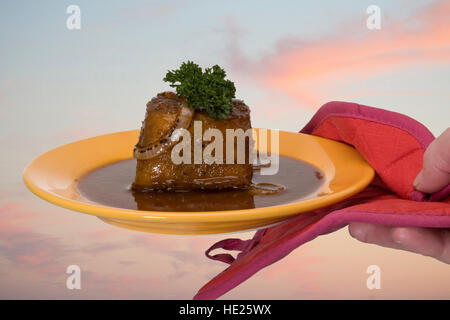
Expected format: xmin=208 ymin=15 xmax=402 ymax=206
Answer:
xmin=193 ymin=101 xmax=450 ymax=300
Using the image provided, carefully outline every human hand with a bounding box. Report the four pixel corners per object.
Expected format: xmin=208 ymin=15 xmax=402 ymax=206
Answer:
xmin=349 ymin=128 xmax=450 ymax=264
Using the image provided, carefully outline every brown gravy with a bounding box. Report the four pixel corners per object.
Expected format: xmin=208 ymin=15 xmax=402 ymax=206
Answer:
xmin=78 ymin=156 xmax=324 ymax=212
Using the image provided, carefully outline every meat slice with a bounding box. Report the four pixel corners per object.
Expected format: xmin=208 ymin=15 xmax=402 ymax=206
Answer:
xmin=132 ymin=92 xmax=253 ymax=191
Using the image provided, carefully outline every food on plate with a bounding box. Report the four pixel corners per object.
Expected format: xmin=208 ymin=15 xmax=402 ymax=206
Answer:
xmin=132 ymin=61 xmax=253 ymax=191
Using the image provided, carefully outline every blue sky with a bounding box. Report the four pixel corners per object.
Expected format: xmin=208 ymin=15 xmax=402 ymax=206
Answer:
xmin=0 ymin=0 xmax=448 ymax=196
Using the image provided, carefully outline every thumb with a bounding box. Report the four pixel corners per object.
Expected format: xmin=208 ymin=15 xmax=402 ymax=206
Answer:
xmin=414 ymin=127 xmax=450 ymax=193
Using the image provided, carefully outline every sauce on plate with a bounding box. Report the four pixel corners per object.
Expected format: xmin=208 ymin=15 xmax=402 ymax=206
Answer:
xmin=78 ymin=155 xmax=324 ymax=212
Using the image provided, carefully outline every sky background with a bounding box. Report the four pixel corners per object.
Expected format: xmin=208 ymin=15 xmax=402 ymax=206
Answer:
xmin=0 ymin=0 xmax=449 ymax=299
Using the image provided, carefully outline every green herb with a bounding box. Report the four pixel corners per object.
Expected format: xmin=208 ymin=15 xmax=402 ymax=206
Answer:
xmin=163 ymin=61 xmax=236 ymax=120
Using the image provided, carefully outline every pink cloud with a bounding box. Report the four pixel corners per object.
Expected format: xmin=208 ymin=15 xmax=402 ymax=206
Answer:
xmin=0 ymin=203 xmax=69 ymax=275
xmin=81 ymin=271 xmax=165 ymax=299
xmin=0 ymin=202 xmax=35 ymax=233
xmin=225 ymin=0 xmax=450 ymax=108
xmin=0 ymin=202 xmax=177 ymax=297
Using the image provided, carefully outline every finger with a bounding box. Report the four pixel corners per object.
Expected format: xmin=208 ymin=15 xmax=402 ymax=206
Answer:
xmin=414 ymin=127 xmax=450 ymax=193
xmin=391 ymin=227 xmax=450 ymax=264
xmin=348 ymin=222 xmax=404 ymax=250
xmin=349 ymin=223 xmax=450 ymax=264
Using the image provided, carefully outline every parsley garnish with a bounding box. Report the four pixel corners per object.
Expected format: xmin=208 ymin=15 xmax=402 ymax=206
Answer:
xmin=163 ymin=61 xmax=236 ymax=120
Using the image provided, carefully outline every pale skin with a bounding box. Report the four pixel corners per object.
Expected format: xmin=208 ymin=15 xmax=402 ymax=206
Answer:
xmin=349 ymin=127 xmax=450 ymax=264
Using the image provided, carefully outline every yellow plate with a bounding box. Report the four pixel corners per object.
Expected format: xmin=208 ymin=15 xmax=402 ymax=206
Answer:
xmin=23 ymin=129 xmax=374 ymax=235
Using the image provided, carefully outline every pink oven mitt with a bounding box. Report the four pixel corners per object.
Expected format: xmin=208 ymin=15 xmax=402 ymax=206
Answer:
xmin=193 ymin=101 xmax=450 ymax=300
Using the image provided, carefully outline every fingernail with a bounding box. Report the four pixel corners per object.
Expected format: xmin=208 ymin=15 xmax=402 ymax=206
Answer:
xmin=349 ymin=223 xmax=372 ymax=243
xmin=392 ymin=227 xmax=408 ymax=245
xmin=413 ymin=171 xmax=422 ymax=188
